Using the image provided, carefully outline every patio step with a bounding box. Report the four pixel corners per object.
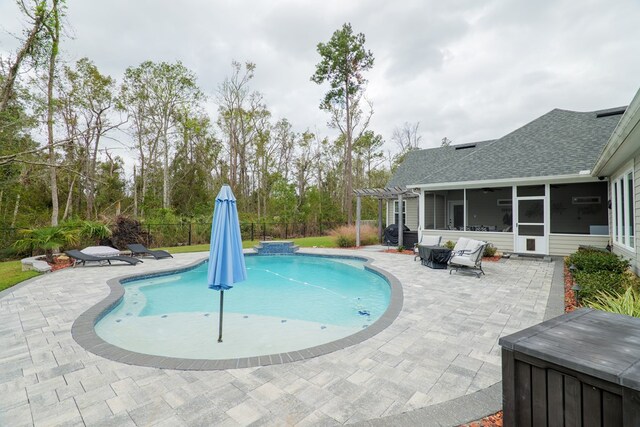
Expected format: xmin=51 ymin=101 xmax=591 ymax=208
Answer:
xmin=253 ymin=241 xmax=299 ymax=255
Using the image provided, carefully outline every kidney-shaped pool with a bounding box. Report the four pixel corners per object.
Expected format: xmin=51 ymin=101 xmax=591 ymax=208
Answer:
xmin=93 ymin=254 xmax=400 ymax=361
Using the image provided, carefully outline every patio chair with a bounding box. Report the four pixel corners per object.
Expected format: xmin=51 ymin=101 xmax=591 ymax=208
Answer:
xmin=414 ymin=233 xmax=442 ymax=261
xmin=451 ymin=237 xmax=470 ymax=254
xmin=65 ymin=250 xmax=143 ymax=267
xmin=127 ymin=243 xmax=173 ymax=259
xmin=448 ymin=239 xmax=487 ymax=278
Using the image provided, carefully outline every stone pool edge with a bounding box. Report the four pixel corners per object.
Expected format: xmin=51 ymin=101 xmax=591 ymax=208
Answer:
xmin=70 ymin=250 xmax=404 ymax=371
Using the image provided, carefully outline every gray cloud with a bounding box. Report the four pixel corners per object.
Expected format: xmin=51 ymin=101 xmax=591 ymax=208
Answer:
xmin=1 ymin=0 xmax=638 ymax=160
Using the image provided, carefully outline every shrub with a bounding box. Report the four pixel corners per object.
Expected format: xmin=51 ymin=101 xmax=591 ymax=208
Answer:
xmin=483 ymin=243 xmax=497 ymax=258
xmin=573 ymin=270 xmax=626 ymax=301
xmin=397 ymin=245 xmax=405 ymax=252
xmin=443 ymin=240 xmax=455 ymax=250
xmin=329 ymin=224 xmax=378 ymax=248
xmin=567 ymin=250 xmax=629 ymax=274
xmin=585 ymin=287 xmax=640 ymax=317
xmin=109 ymin=216 xmax=153 ymax=250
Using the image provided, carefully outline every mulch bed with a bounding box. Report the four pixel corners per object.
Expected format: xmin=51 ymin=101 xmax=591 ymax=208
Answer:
xmin=461 ymin=259 xmax=577 ymax=427
xmin=45 ymin=255 xmax=74 ymax=271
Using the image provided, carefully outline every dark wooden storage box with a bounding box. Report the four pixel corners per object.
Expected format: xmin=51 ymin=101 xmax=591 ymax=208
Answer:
xmin=499 ymin=308 xmax=640 ymax=426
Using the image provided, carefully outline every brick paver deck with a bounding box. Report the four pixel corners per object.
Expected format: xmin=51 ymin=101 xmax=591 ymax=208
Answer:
xmin=0 ymin=249 xmax=557 ymax=426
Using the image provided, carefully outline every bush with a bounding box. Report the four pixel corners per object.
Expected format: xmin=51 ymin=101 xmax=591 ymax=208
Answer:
xmin=443 ymin=240 xmax=455 ymax=250
xmin=329 ymin=224 xmax=378 ymax=248
xmin=483 ymin=243 xmax=497 ymax=257
xmin=567 ymin=250 xmax=629 ymax=274
xmin=108 ymin=216 xmax=153 ymax=250
xmin=585 ymin=287 xmax=640 ymax=317
xmin=573 ymin=270 xmax=627 ymax=301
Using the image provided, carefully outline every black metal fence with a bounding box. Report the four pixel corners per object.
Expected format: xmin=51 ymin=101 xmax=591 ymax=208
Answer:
xmin=143 ymin=221 xmax=347 ymax=247
xmin=1 ymin=222 xmax=348 ymax=251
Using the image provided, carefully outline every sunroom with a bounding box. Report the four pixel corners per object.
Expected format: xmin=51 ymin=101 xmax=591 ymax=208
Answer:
xmin=410 ymin=179 xmax=610 ymax=256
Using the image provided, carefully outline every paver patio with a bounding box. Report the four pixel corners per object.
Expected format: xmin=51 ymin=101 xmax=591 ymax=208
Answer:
xmin=0 ymin=248 xmax=559 ymax=426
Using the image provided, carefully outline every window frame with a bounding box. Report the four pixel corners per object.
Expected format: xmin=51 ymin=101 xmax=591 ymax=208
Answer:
xmin=611 ymin=162 xmax=636 ymax=252
xmin=393 ymin=200 xmax=406 ymax=226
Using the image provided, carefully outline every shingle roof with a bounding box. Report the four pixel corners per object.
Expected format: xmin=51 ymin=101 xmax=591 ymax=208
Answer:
xmin=388 ymin=107 xmax=625 ymax=188
xmin=387 ymin=140 xmax=494 ymax=187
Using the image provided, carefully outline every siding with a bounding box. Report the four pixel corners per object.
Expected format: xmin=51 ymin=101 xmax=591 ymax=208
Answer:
xmin=611 ymin=154 xmax=640 ymax=274
xmin=549 ymin=234 xmax=611 ymax=256
xmin=386 ymin=198 xmax=419 ymax=230
xmin=420 ymin=230 xmax=514 ymax=253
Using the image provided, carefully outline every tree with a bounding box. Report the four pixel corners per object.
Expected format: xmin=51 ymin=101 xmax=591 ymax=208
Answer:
xmin=311 ymin=23 xmax=374 ymax=224
xmin=120 ymin=61 xmax=203 ymax=212
xmin=0 ymin=0 xmax=50 ymax=113
xmin=391 ymin=121 xmax=422 ymax=170
xmin=58 ymin=58 xmax=119 ymax=219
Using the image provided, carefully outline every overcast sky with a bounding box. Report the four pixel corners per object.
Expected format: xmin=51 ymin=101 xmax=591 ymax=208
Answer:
xmin=1 ymin=0 xmax=639 ymax=165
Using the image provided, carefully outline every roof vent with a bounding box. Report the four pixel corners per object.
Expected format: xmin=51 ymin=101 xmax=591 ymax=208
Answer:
xmin=596 ymin=107 xmax=626 ymax=118
xmin=454 ymin=143 xmax=477 ymax=150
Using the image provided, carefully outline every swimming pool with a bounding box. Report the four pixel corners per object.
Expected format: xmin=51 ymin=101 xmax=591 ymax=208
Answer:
xmin=94 ymin=255 xmax=395 ymax=360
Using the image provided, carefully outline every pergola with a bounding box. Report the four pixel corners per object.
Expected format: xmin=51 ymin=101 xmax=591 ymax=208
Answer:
xmin=353 ymin=186 xmax=419 ymax=247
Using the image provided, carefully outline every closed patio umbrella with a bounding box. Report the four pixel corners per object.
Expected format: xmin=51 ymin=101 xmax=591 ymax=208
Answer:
xmin=208 ymin=185 xmax=247 ymax=342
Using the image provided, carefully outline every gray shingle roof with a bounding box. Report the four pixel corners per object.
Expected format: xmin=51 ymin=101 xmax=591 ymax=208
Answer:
xmin=388 ymin=107 xmax=625 ymax=188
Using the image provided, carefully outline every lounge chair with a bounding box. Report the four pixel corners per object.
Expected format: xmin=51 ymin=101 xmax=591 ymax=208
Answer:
xmin=414 ymin=233 xmax=442 ymax=261
xmin=65 ymin=250 xmax=143 ymax=267
xmin=448 ymin=239 xmax=487 ymax=278
xmin=127 ymin=243 xmax=173 ymax=259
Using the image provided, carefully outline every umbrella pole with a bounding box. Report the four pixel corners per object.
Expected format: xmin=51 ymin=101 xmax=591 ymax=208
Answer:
xmin=217 ymin=290 xmax=224 ymax=343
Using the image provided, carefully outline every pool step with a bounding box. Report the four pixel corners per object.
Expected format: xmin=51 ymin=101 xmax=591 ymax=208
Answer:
xmin=253 ymin=241 xmax=299 ymax=255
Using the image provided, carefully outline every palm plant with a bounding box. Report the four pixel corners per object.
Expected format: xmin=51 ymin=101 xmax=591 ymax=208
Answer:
xmin=13 ymin=226 xmax=80 ymax=263
xmin=585 ymin=287 xmax=640 ymax=317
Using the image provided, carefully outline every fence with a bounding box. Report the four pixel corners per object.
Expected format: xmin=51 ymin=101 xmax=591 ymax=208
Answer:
xmin=0 ymin=222 xmax=349 ymax=251
xmin=143 ymin=221 xmax=347 ymax=247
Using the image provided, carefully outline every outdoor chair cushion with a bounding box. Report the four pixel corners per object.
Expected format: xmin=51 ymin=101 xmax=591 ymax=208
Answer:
xmin=453 ymin=237 xmax=470 ymax=253
xmin=416 ymin=234 xmax=441 ymax=247
xmin=449 ymin=254 xmax=477 ymax=267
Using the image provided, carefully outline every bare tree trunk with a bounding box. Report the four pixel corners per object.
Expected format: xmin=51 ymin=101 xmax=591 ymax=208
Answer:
xmin=344 ymin=78 xmax=353 ymax=224
xmin=46 ymin=0 xmax=60 ymax=226
xmin=163 ymin=134 xmax=170 ymax=208
xmin=133 ymin=165 xmax=138 ymax=218
xmin=11 ymin=193 xmax=21 ymax=228
xmin=62 ymin=177 xmax=75 ymax=220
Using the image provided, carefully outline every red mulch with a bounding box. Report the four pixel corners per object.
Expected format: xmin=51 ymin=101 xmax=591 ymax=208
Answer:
xmin=460 ymin=411 xmax=503 ymax=427
xmin=383 ymin=249 xmax=414 ymax=255
xmin=483 ymin=255 xmax=501 ymax=262
xmin=46 ymin=256 xmax=74 ymax=271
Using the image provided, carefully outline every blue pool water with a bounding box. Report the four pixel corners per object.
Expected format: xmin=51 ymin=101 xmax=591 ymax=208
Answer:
xmin=95 ymin=255 xmax=391 ymax=359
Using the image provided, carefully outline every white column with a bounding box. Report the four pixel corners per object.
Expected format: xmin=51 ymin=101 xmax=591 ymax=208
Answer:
xmin=418 ymin=190 xmax=425 ymax=231
xmin=356 ymin=195 xmax=361 ymax=247
xmin=463 ymin=188 xmax=467 ymax=231
xmin=397 ymin=193 xmax=404 ymax=248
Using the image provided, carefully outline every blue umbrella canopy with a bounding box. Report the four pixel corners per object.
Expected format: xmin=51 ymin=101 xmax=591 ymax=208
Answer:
xmin=207 ymin=185 xmax=247 ymax=290
xmin=207 ymin=185 xmax=247 ymax=342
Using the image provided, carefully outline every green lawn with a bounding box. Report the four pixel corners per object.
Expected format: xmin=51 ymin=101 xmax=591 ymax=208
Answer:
xmin=0 ymin=261 xmax=40 ymax=292
xmin=0 ymin=235 xmax=339 ymax=292
xmin=162 ymin=235 xmax=337 ymax=254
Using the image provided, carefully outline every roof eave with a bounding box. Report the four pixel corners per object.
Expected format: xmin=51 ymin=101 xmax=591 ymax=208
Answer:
xmin=407 ymin=173 xmax=600 ymax=191
xmin=592 ymin=89 xmax=640 ymax=176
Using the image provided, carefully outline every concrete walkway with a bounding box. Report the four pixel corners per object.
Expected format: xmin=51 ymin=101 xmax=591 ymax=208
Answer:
xmin=0 ymin=249 xmax=557 ymax=426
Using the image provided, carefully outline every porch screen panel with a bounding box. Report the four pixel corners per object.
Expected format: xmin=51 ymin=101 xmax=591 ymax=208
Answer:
xmin=465 ymin=187 xmax=512 ymax=232
xmin=549 ymin=182 xmax=608 ymax=235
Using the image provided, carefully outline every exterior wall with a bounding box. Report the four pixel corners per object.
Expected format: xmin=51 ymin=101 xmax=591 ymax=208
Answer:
xmin=386 ymin=198 xmax=419 ymax=230
xmin=420 ymin=230 xmax=514 ymax=253
xmin=548 ymin=234 xmax=611 ymax=257
xmin=610 ymin=154 xmax=640 ymax=274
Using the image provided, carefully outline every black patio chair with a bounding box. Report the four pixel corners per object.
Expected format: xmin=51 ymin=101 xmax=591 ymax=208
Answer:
xmin=65 ymin=250 xmax=143 ymax=267
xmin=126 ymin=243 xmax=173 ymax=259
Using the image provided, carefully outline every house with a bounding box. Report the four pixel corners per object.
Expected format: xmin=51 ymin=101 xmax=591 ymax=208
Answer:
xmin=386 ymin=106 xmax=626 ymax=256
xmin=592 ymin=89 xmax=639 ymax=274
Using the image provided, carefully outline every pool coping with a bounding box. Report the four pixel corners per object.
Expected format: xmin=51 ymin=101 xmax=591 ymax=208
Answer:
xmin=70 ymin=251 xmax=404 ymax=371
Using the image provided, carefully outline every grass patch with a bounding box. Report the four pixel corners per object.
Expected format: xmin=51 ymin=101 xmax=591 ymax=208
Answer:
xmin=160 ymin=235 xmax=338 ymax=254
xmin=0 ymin=261 xmax=40 ymax=292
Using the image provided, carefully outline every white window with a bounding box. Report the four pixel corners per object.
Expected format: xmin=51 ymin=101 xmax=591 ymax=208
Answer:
xmin=612 ymin=165 xmax=635 ymax=250
xmin=393 ymin=200 xmax=406 ymax=225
